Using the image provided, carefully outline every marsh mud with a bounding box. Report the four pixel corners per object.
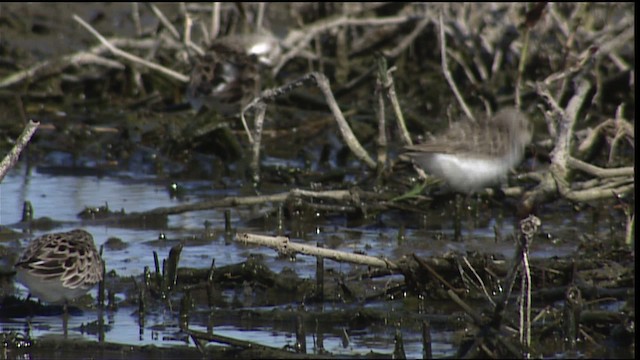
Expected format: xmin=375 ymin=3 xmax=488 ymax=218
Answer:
xmin=0 ymin=3 xmax=635 ymax=359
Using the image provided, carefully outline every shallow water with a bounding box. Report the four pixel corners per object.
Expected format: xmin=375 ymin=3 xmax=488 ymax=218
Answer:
xmin=1 ymin=161 xmax=622 ymax=358
xmin=0 ymin=165 xmax=448 ymax=357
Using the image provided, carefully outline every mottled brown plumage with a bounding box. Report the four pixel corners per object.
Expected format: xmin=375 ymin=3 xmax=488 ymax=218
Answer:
xmin=186 ymin=34 xmax=280 ymax=114
xmin=15 ymin=229 xmax=104 ymax=303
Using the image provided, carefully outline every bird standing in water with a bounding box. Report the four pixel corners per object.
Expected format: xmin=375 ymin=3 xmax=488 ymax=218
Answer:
xmin=404 ymin=107 xmax=532 ymax=194
xmin=15 ymin=229 xmax=104 ymax=334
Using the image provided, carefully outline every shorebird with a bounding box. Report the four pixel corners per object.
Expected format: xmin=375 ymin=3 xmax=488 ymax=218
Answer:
xmin=404 ymin=107 xmax=532 ymax=194
xmin=186 ymin=33 xmax=280 ymax=114
xmin=15 ymin=229 xmax=104 ymax=304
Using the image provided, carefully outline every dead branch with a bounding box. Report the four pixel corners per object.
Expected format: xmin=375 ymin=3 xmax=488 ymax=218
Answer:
xmin=0 ymin=120 xmax=40 ymax=183
xmin=567 ymin=157 xmax=633 ymax=178
xmin=137 ymin=188 xmax=383 ymax=217
xmin=383 ymin=16 xmax=432 ymax=59
xmin=274 ymin=15 xmax=416 ymax=75
xmin=524 ymin=74 xmax=634 ymax=213
xmin=73 ymin=14 xmax=190 ymax=83
xmin=242 ymin=72 xmax=376 ymax=169
xmin=249 ymin=102 xmax=267 ymax=183
xmin=236 ymin=232 xmax=400 ymax=271
xmin=377 ymin=57 xmax=411 ymax=146
xmin=375 ymin=62 xmax=388 ymax=173
xmin=438 ymin=11 xmax=474 ymax=122
xmin=0 ymin=51 xmax=125 ymax=88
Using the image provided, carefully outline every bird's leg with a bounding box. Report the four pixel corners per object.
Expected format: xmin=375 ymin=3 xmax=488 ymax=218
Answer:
xmin=25 ymin=293 xmax=34 ymax=336
xmin=63 ymin=300 xmax=69 ymax=338
xmin=453 ymin=193 xmax=463 ymax=241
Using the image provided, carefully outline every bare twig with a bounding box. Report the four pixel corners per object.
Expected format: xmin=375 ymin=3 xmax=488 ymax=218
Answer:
xmin=576 ymin=118 xmax=609 ymax=156
xmin=236 ymin=232 xmax=400 ymax=270
xmin=139 ymin=188 xmax=383 ymax=216
xmin=550 ymin=78 xmax=592 ymax=182
xmin=249 ymin=102 xmax=267 ymax=184
xmin=564 ymin=180 xmax=634 ymax=203
xmin=414 ymin=255 xmax=461 ymax=293
xmin=241 ymin=73 xmax=317 ymax=144
xmin=0 ymin=52 xmax=125 ymax=88
xmin=609 ymin=116 xmax=635 ymax=164
xmin=148 ymin=3 xmax=181 ymax=40
xmin=625 ymin=212 xmax=634 ymax=246
xmin=520 ymin=237 xmax=533 ymax=349
xmin=375 ymin=63 xmax=387 ymax=174
xmin=183 ymin=12 xmax=193 ymax=46
xmin=383 ymin=16 xmax=432 ymax=59
xmin=446 ymin=49 xmax=480 ymax=86
xmin=520 ymin=76 xmax=634 ymax=211
xmin=579 ymin=185 xmax=635 ymax=203
xmin=335 ymin=18 xmax=349 ymax=84
xmin=312 ymin=73 xmax=376 ymax=168
xmin=515 ymin=26 xmax=530 ymax=110
xmin=377 ymin=56 xmax=411 ymax=146
xmin=0 ymin=120 xmax=40 ymax=183
xmin=536 ymin=85 xmax=563 ymax=139
xmin=494 ymin=215 xmax=540 ymax=326
xmin=210 ymin=2 xmax=221 ymax=41
xmin=73 ymin=14 xmax=190 ymax=83
xmin=461 ymin=256 xmax=496 ymax=306
xmin=255 ymin=2 xmax=266 ymax=30
xmin=541 ymin=46 xmax=597 ymax=85
xmin=274 ymin=15 xmax=414 ymax=75
xmin=185 ymin=328 xmax=291 ymax=353
xmin=182 ymin=13 xmax=204 ymax=56
xmin=131 ymin=3 xmax=143 ymax=37
xmin=438 ymin=11 xmax=474 ymax=122
xmin=567 ymin=157 xmax=634 ymax=178
xmin=242 ymin=72 xmax=376 ymax=169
